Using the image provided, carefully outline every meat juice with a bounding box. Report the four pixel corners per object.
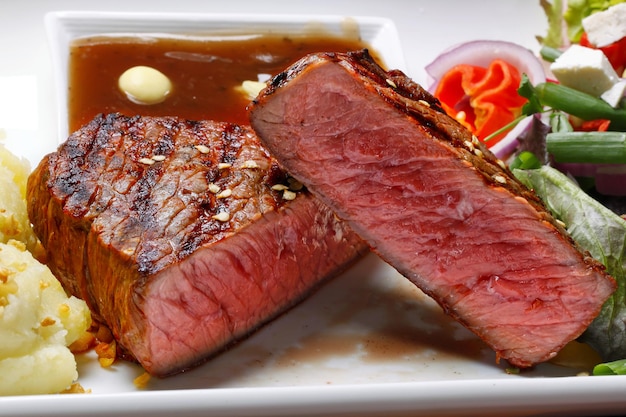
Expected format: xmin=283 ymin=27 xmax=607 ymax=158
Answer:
xmin=68 ymin=32 xmax=377 ymax=133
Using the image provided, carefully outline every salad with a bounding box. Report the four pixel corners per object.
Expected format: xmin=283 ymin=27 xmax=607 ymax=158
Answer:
xmin=426 ymin=0 xmax=626 ymax=375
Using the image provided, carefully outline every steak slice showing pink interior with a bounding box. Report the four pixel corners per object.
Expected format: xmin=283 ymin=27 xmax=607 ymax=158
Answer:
xmin=248 ymin=50 xmax=617 ymax=368
xmin=27 ymin=113 xmax=367 ymax=376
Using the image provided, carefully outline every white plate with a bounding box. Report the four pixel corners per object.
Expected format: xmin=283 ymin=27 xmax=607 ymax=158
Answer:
xmin=44 ymin=11 xmax=405 ymax=142
xmin=3 ymin=254 xmax=626 ymax=417
xmin=2 ymin=5 xmax=626 ymax=417
xmin=5 ymin=253 xmax=626 ymax=417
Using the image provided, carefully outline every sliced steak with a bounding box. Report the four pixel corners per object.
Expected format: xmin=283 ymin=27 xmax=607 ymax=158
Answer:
xmin=27 ymin=113 xmax=367 ymax=377
xmin=248 ymin=50 xmax=617 ymax=368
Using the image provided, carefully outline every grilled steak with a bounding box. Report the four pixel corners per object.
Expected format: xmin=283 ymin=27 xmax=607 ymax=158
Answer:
xmin=27 ymin=113 xmax=367 ymax=376
xmin=248 ymin=50 xmax=617 ymax=368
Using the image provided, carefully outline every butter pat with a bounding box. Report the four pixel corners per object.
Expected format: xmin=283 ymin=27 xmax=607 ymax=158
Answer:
xmin=550 ymin=45 xmax=619 ymax=97
xmin=582 ymin=3 xmax=626 ymax=48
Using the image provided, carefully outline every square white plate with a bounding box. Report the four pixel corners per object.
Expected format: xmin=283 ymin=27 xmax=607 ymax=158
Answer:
xmin=44 ymin=10 xmax=405 ymax=141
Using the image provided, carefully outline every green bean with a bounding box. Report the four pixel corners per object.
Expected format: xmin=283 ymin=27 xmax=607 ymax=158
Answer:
xmin=546 ymin=131 xmax=626 ymax=164
xmin=539 ymin=45 xmax=562 ymax=63
xmin=534 ymin=82 xmax=626 ymax=130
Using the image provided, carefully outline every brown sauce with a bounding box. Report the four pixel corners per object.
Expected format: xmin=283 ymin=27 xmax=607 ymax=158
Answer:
xmin=271 ymin=280 xmax=490 ymax=367
xmin=68 ymin=32 xmax=378 ymax=133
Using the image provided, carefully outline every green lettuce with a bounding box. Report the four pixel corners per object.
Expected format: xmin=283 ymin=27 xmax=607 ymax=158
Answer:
xmin=539 ymin=0 xmax=566 ymax=48
xmin=539 ymin=0 xmax=626 ymax=47
xmin=513 ymin=166 xmax=626 ymax=369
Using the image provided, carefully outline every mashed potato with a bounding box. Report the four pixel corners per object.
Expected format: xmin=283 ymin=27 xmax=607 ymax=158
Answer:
xmin=0 ymin=145 xmax=91 ymax=395
xmin=0 ymin=145 xmax=41 ymax=256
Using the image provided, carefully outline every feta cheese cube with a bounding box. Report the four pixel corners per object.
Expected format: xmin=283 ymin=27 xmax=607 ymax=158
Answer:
xmin=550 ymin=44 xmax=619 ymax=97
xmin=582 ymin=3 xmax=626 ymax=48
xmin=601 ymin=79 xmax=626 ymax=107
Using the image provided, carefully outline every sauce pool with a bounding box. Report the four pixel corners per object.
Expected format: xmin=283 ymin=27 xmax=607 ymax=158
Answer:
xmin=68 ymin=32 xmax=379 ymax=133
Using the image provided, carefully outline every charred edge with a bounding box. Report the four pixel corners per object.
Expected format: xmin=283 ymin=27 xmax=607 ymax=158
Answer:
xmin=343 ymin=52 xmax=456 ymax=144
xmin=56 ymin=114 xmax=119 ymax=216
xmin=267 ymin=162 xmax=289 ymax=188
xmin=220 ymin=123 xmax=245 ymax=165
xmin=151 ymin=118 xmax=179 ymax=157
xmin=260 ymin=52 xmax=337 ymax=99
xmin=130 ymin=165 xmax=162 ymax=215
xmin=345 ymin=50 xmax=444 ymax=110
xmin=268 ymin=70 xmax=289 ymax=91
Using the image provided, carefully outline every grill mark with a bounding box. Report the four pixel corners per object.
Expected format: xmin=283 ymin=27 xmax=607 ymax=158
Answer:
xmin=220 ymin=123 xmax=243 ymax=165
xmin=42 ymin=114 xmax=292 ymax=275
xmin=28 ymin=112 xmax=371 ymax=377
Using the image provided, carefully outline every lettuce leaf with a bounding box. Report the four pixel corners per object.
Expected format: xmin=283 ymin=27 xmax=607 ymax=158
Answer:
xmin=513 ymin=166 xmax=626 ymax=363
xmin=539 ymin=0 xmax=626 ymax=46
xmin=539 ymin=0 xmax=566 ymax=48
xmin=564 ymin=0 xmax=595 ymax=43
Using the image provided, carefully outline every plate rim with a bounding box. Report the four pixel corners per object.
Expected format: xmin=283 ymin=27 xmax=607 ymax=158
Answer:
xmin=3 ymin=375 xmax=626 ymax=417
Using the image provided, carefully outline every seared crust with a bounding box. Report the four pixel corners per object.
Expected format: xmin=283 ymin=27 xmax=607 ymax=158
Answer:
xmin=28 ymin=114 xmax=368 ymax=375
xmin=36 ymin=115 xmax=287 ymax=263
xmin=29 ymin=114 xmax=290 ymax=317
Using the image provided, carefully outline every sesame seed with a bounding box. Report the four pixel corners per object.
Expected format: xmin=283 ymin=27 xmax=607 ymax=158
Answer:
xmin=386 ymin=78 xmax=397 ymax=88
xmin=493 ymin=174 xmax=507 ymax=184
xmin=212 ymin=212 xmax=230 ymax=222
xmin=216 ymin=188 xmax=232 ymax=198
xmin=195 ymin=145 xmax=211 ymax=154
xmin=217 ymin=162 xmax=232 ymax=169
xmin=208 ymin=183 xmax=220 ymax=194
xmin=418 ymin=99 xmax=431 ymax=107
xmin=473 ymin=148 xmax=484 ymax=158
xmin=496 ymin=159 xmax=507 ymax=169
xmin=241 ymin=160 xmax=259 ymax=169
xmin=556 ymin=219 xmax=567 ymax=228
xmin=139 ymin=158 xmax=155 ymax=165
xmin=463 ymin=140 xmax=475 ymax=151
xmin=471 ymin=135 xmax=480 ymax=146
xmin=271 ymin=184 xmax=289 ymax=191
xmin=151 ymin=155 xmax=166 ymax=161
xmin=282 ymin=190 xmax=297 ymax=200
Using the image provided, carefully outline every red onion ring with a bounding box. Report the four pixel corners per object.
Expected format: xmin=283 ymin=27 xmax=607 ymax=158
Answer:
xmin=425 ymin=40 xmax=546 ymax=159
